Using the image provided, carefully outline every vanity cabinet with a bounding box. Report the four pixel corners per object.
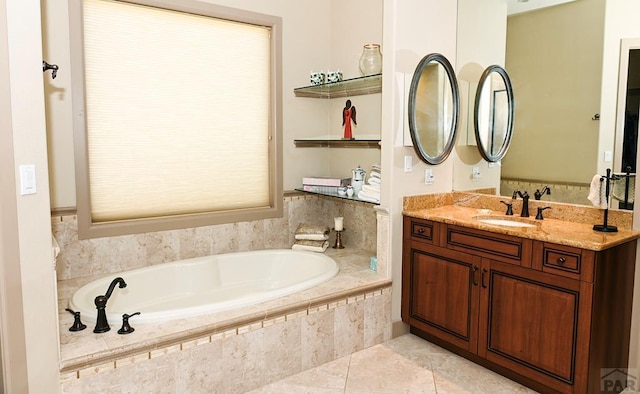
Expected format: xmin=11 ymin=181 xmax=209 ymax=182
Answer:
xmin=402 ymin=216 xmax=636 ymax=394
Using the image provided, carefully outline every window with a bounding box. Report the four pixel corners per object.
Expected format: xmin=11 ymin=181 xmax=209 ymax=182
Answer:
xmin=70 ymin=0 xmax=282 ymax=239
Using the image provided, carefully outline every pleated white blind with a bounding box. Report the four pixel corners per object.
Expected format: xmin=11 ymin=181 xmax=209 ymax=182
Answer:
xmin=82 ymin=0 xmax=272 ymax=222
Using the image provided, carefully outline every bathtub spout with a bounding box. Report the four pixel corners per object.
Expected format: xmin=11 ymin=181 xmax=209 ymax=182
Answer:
xmin=93 ymin=277 xmax=127 ymax=333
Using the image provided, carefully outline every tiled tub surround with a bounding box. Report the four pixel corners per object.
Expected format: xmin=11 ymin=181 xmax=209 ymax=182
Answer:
xmin=58 ymin=249 xmax=391 ymax=393
xmin=54 ymin=193 xmax=385 ymax=393
xmin=52 ymin=192 xmax=377 ymax=281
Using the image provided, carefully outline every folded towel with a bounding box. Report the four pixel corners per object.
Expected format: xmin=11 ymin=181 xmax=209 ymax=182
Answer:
xmin=358 ymin=190 xmax=380 ymax=203
xmin=362 ymin=185 xmax=380 ymax=196
xmin=291 ymin=239 xmax=329 ymax=253
xmin=295 ymin=223 xmax=330 ymax=236
xmin=367 ymin=176 xmax=381 ymax=185
xmin=369 ymin=170 xmax=381 ymax=179
xmin=295 ymin=233 xmax=329 ymax=241
xmin=587 ymin=174 xmax=607 ymax=208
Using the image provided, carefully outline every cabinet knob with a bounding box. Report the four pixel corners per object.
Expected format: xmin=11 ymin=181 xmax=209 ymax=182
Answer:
xmin=556 ymin=257 xmax=566 ymax=265
xmin=417 ymin=228 xmax=425 ymax=234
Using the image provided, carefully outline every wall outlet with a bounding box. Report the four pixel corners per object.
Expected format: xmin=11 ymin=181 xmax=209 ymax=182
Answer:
xmin=425 ymin=168 xmax=435 ymax=184
xmin=472 ymin=166 xmax=481 ymax=180
xmin=604 ymin=150 xmax=613 ymax=162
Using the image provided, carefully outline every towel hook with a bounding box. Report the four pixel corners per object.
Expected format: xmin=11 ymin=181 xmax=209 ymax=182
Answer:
xmin=42 ymin=60 xmax=59 ymax=79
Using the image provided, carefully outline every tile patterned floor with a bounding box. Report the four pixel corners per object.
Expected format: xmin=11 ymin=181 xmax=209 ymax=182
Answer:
xmin=249 ymin=334 xmax=538 ymax=393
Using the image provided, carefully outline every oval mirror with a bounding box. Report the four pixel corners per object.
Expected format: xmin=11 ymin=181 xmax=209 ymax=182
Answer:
xmin=408 ymin=53 xmax=460 ymax=165
xmin=474 ymin=65 xmax=514 ymax=162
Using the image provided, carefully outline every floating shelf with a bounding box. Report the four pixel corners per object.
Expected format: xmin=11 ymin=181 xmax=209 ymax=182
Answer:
xmin=293 ymin=74 xmax=382 ymax=99
xmin=293 ymin=139 xmax=381 ymax=148
xmin=294 ymin=188 xmax=379 ymax=205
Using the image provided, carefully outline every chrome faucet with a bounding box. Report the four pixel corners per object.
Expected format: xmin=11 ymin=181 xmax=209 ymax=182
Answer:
xmin=93 ymin=277 xmax=127 ymax=333
xmin=512 ymin=190 xmax=530 ymax=217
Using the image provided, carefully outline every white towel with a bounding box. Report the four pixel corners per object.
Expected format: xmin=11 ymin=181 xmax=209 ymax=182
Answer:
xmin=357 ymin=190 xmax=380 ymax=203
xmin=362 ymin=184 xmax=380 ymax=194
xmin=587 ymin=174 xmax=607 ymax=208
xmin=52 ymin=235 xmax=60 ymax=261
xmin=295 ymin=233 xmax=329 ymax=241
xmin=367 ymin=176 xmax=381 ymax=186
xmin=369 ymin=170 xmax=381 ymax=179
xmin=291 ymin=239 xmax=329 ymax=253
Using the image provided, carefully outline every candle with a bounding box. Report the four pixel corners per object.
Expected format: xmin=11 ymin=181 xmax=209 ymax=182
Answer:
xmin=334 ymin=217 xmax=344 ymax=231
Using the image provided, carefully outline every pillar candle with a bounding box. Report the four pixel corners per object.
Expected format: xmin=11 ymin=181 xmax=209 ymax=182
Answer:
xmin=334 ymin=217 xmax=344 ymax=231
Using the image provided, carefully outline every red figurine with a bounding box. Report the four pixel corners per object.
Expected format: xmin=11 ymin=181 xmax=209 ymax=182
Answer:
xmin=342 ymin=99 xmax=357 ymax=140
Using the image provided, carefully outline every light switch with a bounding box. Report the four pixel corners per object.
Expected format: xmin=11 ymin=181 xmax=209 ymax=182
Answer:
xmin=604 ymin=150 xmax=613 ymax=162
xmin=20 ymin=164 xmax=36 ymax=195
xmin=404 ymin=156 xmax=412 ymax=172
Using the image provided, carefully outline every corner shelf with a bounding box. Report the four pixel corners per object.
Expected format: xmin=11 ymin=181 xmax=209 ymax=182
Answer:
xmin=293 ymin=139 xmax=381 ymax=148
xmin=293 ymin=74 xmax=381 ymax=99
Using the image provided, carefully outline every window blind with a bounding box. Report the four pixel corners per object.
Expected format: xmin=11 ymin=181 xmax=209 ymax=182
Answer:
xmin=82 ymin=0 xmax=272 ymax=222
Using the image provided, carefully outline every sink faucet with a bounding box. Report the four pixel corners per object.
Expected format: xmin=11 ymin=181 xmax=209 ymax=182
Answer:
xmin=512 ymin=190 xmax=530 ymax=217
xmin=93 ymin=277 xmax=127 ymax=333
xmin=534 ymin=186 xmax=551 ymax=200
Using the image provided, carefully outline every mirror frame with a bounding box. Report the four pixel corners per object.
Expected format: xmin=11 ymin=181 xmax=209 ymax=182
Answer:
xmin=473 ymin=64 xmax=514 ymax=163
xmin=408 ymin=53 xmax=460 ymax=165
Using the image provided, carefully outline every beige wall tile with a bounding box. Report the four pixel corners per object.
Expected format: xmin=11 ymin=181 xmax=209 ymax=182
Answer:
xmin=302 ymin=308 xmax=336 ymax=370
xmin=334 ymin=300 xmax=364 ymax=359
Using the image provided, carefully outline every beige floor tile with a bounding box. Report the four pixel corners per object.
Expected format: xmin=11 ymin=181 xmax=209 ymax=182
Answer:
xmin=250 ymin=355 xmax=351 ymax=393
xmin=344 ymin=343 xmax=437 ymax=393
xmin=251 ymin=334 xmax=539 ymax=394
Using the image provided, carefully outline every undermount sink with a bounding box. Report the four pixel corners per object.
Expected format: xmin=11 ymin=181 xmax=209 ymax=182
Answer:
xmin=475 ymin=216 xmax=538 ymax=228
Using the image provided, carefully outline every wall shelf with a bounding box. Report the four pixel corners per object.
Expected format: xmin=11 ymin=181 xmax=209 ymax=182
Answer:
xmin=293 ymin=74 xmax=382 ymax=99
xmin=293 ymin=139 xmax=381 ymax=148
xmin=294 ymin=188 xmax=379 ymax=205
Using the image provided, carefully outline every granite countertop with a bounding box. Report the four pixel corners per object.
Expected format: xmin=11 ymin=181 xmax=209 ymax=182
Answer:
xmin=402 ymin=192 xmax=640 ymax=251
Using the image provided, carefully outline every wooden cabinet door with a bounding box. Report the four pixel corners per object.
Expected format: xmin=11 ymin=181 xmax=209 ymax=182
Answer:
xmin=407 ymin=245 xmax=482 ymax=353
xmin=478 ymin=260 xmax=592 ymax=393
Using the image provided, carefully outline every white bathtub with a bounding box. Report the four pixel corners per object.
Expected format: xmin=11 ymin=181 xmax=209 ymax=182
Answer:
xmin=69 ymin=249 xmax=339 ymax=324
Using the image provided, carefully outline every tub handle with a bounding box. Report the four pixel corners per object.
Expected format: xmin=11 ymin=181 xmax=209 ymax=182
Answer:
xmin=65 ymin=308 xmax=87 ymax=332
xmin=118 ymin=312 xmax=141 ymax=335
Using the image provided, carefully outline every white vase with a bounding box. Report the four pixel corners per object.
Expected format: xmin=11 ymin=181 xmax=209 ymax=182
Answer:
xmin=359 ymin=44 xmax=382 ymax=76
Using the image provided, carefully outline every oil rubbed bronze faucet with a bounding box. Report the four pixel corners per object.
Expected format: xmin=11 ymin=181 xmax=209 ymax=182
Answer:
xmin=93 ymin=277 xmax=127 ymax=333
xmin=534 ymin=186 xmax=551 ymax=200
xmin=512 ymin=190 xmax=530 ymax=217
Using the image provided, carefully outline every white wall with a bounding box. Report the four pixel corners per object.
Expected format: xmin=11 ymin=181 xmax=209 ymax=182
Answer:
xmin=452 ymin=0 xmax=507 ymax=193
xmin=0 ymin=0 xmax=60 ymax=391
xmin=380 ymin=0 xmax=458 ymax=322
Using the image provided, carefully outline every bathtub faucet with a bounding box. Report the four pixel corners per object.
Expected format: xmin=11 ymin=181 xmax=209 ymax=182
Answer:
xmin=93 ymin=277 xmax=127 ymax=333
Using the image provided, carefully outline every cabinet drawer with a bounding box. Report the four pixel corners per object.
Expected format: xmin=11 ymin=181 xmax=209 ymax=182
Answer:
xmin=405 ymin=218 xmax=439 ymax=245
xmin=533 ymin=241 xmax=595 ymax=281
xmin=445 ymin=225 xmax=531 ymax=265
